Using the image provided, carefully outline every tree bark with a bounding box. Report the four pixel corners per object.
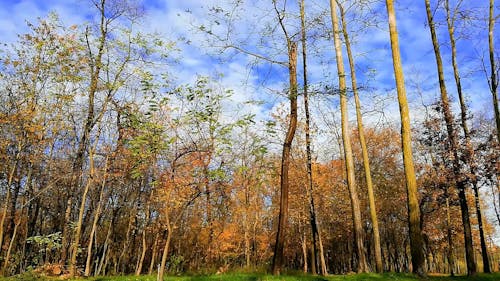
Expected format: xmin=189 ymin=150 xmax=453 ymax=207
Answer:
xmin=149 ymin=232 xmax=159 ymax=275
xmin=489 ymin=0 xmax=500 ymax=142
xmin=84 ymin=156 xmax=109 ymax=276
xmin=444 ymin=0 xmax=487 ymax=274
xmin=424 ymin=0 xmax=477 ymax=275
xmin=384 ymin=0 xmax=426 ymax=276
xmin=272 ymin=41 xmax=298 ymax=275
xmin=329 ymin=0 xmax=368 ymax=273
xmin=157 ymin=217 xmax=172 ymax=281
xmin=0 ymin=145 xmax=21 ymax=256
xmin=337 ymin=0 xmax=383 ymax=273
xmin=300 ymin=0 xmax=326 ymax=275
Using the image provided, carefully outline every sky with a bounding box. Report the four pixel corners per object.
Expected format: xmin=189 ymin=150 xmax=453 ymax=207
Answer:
xmin=1 ymin=0 xmax=499 ymax=236
xmin=1 ymin=0 xmax=497 ymax=125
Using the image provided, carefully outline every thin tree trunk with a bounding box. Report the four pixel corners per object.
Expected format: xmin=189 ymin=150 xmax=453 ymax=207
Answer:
xmin=445 ymin=196 xmax=455 ymax=276
xmin=69 ymin=148 xmax=96 ymax=277
xmin=136 ymin=201 xmax=151 ymax=276
xmin=489 ymin=0 xmax=500 ymax=142
xmin=472 ymin=184 xmax=491 ymax=273
xmin=271 ymin=41 xmax=298 ymax=275
xmin=302 ymin=230 xmax=308 ymax=273
xmin=445 ymin=0 xmax=488 ymax=273
xmin=384 ymin=0 xmax=426 ymax=276
xmin=337 ymin=0 xmax=382 ymax=273
xmin=329 ymin=0 xmax=368 ymax=273
xmin=149 ymin=232 xmax=159 ymax=275
xmin=135 ymin=231 xmax=147 ymax=276
xmin=424 ymin=0 xmax=477 ymax=275
xmin=157 ymin=217 xmax=172 ymax=281
xmin=317 ymin=225 xmax=327 ymax=274
xmin=84 ymin=156 xmax=109 ymax=276
xmin=300 ymin=0 xmax=324 ymax=274
xmin=97 ymin=223 xmax=112 ymax=276
xmin=0 ymin=146 xmax=21 ymax=256
xmin=2 ymin=207 xmax=21 ymax=275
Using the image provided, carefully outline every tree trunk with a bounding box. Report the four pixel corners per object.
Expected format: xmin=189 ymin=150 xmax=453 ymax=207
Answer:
xmin=271 ymin=41 xmax=298 ymax=275
xmin=472 ymin=184 xmax=490 ymax=273
xmin=489 ymin=0 xmax=499 ymax=142
xmin=329 ymin=0 xmax=368 ymax=273
xmin=445 ymin=197 xmax=455 ymax=276
xmin=384 ymin=0 xmax=426 ymax=276
xmin=69 ymin=149 xmax=96 ymax=277
xmin=0 ymin=146 xmax=21 ymax=256
xmin=424 ymin=0 xmax=477 ymax=275
xmin=97 ymin=223 xmax=112 ymax=276
xmin=136 ymin=201 xmax=151 ymax=276
xmin=158 ymin=221 xmax=172 ymax=281
xmin=84 ymin=156 xmax=108 ymax=276
xmin=135 ymin=230 xmax=148 ymax=276
xmin=300 ymin=0 xmax=325 ymax=275
xmin=2 ymin=209 xmax=20 ymax=275
xmin=301 ymin=231 xmax=308 ymax=273
xmin=149 ymin=232 xmax=159 ymax=275
xmin=337 ymin=0 xmax=383 ymax=273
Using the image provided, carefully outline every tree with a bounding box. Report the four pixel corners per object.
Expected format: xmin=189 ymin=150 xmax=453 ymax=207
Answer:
xmin=300 ymin=0 xmax=327 ymax=275
xmin=384 ymin=0 xmax=426 ymax=276
xmin=443 ymin=0 xmax=491 ymax=274
xmin=329 ymin=0 xmax=368 ymax=273
xmin=424 ymin=0 xmax=477 ymax=275
xmin=336 ymin=0 xmax=383 ymax=273
xmin=489 ymin=0 xmax=499 ymax=142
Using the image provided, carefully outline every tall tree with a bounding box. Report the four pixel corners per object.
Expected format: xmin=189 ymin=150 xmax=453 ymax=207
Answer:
xmin=329 ymin=0 xmax=368 ymax=273
xmin=336 ymin=0 xmax=383 ymax=273
xmin=300 ymin=0 xmax=327 ymax=275
xmin=384 ymin=0 xmax=426 ymax=276
xmin=489 ymin=0 xmax=500 ymax=142
xmin=424 ymin=0 xmax=477 ymax=275
xmin=443 ymin=0 xmax=489 ymax=274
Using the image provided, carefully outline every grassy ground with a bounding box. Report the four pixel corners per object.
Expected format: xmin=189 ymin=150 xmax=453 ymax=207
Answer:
xmin=3 ymin=272 xmax=500 ymax=281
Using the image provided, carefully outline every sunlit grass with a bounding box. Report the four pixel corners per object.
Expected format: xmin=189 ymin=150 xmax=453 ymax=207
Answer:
xmin=3 ymin=272 xmax=500 ymax=281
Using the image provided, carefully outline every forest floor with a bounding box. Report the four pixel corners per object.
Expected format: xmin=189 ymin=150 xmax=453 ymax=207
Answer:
xmin=3 ymin=272 xmax=500 ymax=281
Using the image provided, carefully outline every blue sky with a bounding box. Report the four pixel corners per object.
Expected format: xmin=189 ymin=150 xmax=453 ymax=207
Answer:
xmin=0 ymin=0 xmax=497 ymax=128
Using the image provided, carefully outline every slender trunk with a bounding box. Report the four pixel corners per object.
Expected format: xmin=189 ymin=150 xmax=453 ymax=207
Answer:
xmin=489 ymin=0 xmax=500 ymax=142
xmin=424 ymin=0 xmax=477 ymax=275
xmin=84 ymin=156 xmax=109 ymax=276
xmin=97 ymin=223 xmax=112 ymax=276
xmin=117 ymin=211 xmax=135 ymax=273
xmin=0 ymin=147 xmax=21 ymax=256
xmin=445 ymin=0 xmax=488 ymax=273
xmin=445 ymin=197 xmax=455 ymax=276
xmin=300 ymin=0 xmax=324 ymax=274
xmin=302 ymin=231 xmax=308 ymax=273
xmin=337 ymin=0 xmax=382 ymax=273
xmin=148 ymin=232 xmax=159 ymax=275
xmin=329 ymin=0 xmax=368 ymax=273
xmin=135 ymin=230 xmax=147 ymax=276
xmin=157 ymin=218 xmax=172 ymax=281
xmin=473 ymin=183 xmax=491 ymax=273
xmin=136 ymin=201 xmax=151 ymax=276
xmin=271 ymin=42 xmax=298 ymax=275
xmin=317 ymin=225 xmax=327 ymax=274
xmin=2 ymin=210 xmax=20 ymax=275
xmin=244 ymin=211 xmax=251 ymax=268
xmin=384 ymin=0 xmax=426 ymax=276
xmin=60 ymin=196 xmax=72 ymax=264
xmin=69 ymin=149 xmax=96 ymax=277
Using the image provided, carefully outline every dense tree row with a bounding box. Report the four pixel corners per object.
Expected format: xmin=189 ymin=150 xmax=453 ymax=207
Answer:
xmin=0 ymin=0 xmax=498 ymax=279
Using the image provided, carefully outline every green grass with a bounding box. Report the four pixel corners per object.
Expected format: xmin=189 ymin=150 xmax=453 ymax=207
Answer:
xmin=3 ymin=272 xmax=500 ymax=281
